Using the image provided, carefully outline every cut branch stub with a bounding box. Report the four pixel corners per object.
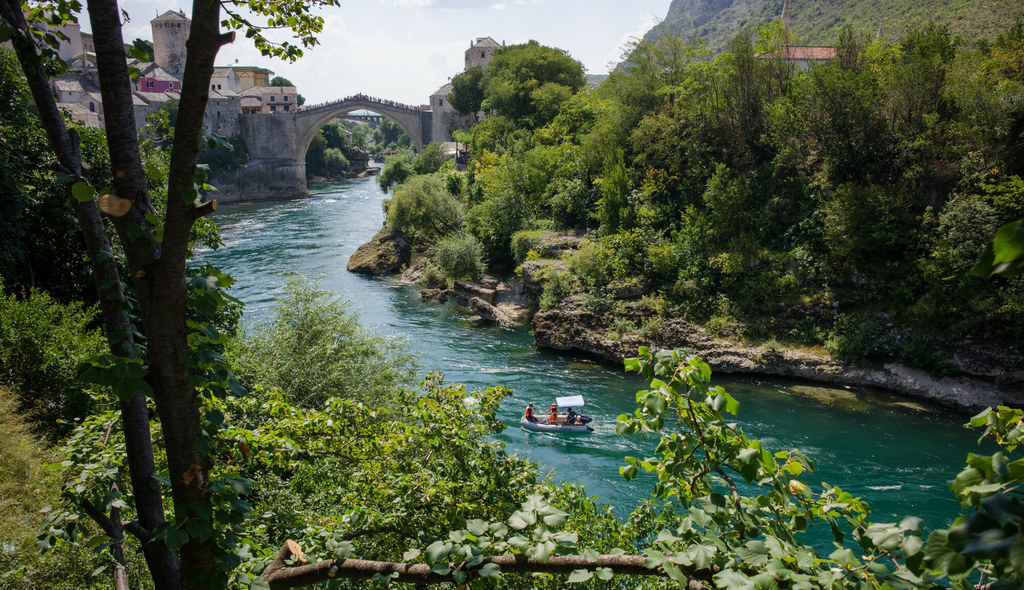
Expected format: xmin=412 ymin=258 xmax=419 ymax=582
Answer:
xmin=98 ymin=193 xmax=133 ymax=217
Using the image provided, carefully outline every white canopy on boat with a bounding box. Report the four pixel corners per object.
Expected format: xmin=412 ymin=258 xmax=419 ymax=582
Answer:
xmin=556 ymin=395 xmax=585 ymax=408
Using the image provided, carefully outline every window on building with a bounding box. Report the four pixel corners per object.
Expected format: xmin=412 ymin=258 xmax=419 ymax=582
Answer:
xmin=270 ymin=96 xmax=275 ymax=102
xmin=481 ymin=51 xmax=484 ymax=57
xmin=146 ymin=80 xmax=154 ymax=88
xmin=284 ymin=105 xmax=289 ymax=112
xmin=270 ymin=105 xmax=277 ymax=113
xmin=284 ymin=95 xmax=288 ymax=101
xmin=88 ymin=102 xmax=94 ymax=112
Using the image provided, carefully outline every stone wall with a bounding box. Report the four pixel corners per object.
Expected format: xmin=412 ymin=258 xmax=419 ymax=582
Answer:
xmin=208 ymin=159 xmax=306 ymax=203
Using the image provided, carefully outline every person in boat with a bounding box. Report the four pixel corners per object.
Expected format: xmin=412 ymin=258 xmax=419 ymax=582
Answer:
xmin=566 ymin=407 xmax=579 ymax=425
xmin=549 ymin=404 xmax=559 ymax=424
xmin=524 ymin=403 xmax=538 ymax=423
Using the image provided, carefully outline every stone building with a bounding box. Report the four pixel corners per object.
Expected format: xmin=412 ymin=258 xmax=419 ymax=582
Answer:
xmin=429 ymin=36 xmax=503 ymax=143
xmin=232 ymin=66 xmax=274 ymax=91
xmin=151 ymin=10 xmax=190 ymax=76
xmin=757 ymin=0 xmax=836 ymax=69
xmin=134 ymin=62 xmax=182 ymax=93
xmin=211 ymin=67 xmax=242 ymax=94
xmin=238 ymin=85 xmax=298 ymax=114
xmin=465 ymin=36 xmax=502 ymax=70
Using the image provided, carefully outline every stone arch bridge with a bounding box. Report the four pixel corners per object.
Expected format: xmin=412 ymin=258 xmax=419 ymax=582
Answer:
xmin=222 ymin=96 xmax=432 ymax=201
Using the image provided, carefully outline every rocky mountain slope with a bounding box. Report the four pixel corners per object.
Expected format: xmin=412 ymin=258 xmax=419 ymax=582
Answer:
xmin=644 ymin=0 xmax=1024 ymax=54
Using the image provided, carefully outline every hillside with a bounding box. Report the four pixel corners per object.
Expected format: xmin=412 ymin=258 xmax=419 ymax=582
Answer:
xmin=645 ymin=0 xmax=1024 ymax=53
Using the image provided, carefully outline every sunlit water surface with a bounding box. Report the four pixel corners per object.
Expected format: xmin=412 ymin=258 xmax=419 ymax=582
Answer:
xmin=196 ymin=175 xmax=987 ymax=532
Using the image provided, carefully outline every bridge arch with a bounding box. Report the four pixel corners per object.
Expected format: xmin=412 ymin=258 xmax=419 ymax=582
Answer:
xmin=295 ymin=99 xmax=424 ymax=163
xmin=228 ymin=96 xmax=433 ymax=202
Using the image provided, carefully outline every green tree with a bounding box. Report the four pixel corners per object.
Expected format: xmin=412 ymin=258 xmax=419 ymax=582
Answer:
xmin=449 ymin=64 xmax=484 ymax=118
xmin=427 ymin=232 xmax=485 ymax=284
xmin=413 ymin=141 xmax=445 ymax=174
xmin=385 ymin=174 xmax=464 ymax=243
xmin=1 ymin=0 xmax=342 ymax=587
xmin=227 ymin=278 xmax=417 ymax=409
xmin=482 ymin=40 xmax=586 ymax=129
xmin=377 ymin=148 xmax=415 ymax=192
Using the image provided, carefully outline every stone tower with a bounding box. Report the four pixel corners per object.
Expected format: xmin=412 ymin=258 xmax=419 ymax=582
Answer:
xmin=464 ymin=37 xmax=502 ymax=71
xmin=152 ymin=10 xmax=190 ymax=76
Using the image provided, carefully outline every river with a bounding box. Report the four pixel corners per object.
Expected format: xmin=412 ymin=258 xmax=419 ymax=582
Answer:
xmin=195 ymin=175 xmax=988 ymax=531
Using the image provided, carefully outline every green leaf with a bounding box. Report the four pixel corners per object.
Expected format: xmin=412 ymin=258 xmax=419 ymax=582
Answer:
xmin=249 ymin=578 xmax=271 ymax=590
xmin=403 ymin=548 xmax=421 ymax=561
xmin=583 ymin=548 xmax=601 ymax=563
xmin=466 ymin=519 xmax=488 ymax=537
xmin=567 ymin=569 xmax=592 ymax=583
xmin=71 ymin=181 xmax=96 ymax=203
xmin=333 ymin=540 xmax=355 ymax=559
xmin=425 ymin=540 xmax=450 ymax=563
xmin=542 ymin=508 xmax=568 ymax=528
xmin=478 ymin=562 xmax=501 ymax=577
xmin=736 ymin=541 xmax=770 ymax=567
xmin=164 ymin=527 xmax=189 ymax=551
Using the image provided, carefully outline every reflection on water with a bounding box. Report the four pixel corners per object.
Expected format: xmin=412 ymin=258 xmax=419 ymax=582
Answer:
xmin=197 ymin=176 xmax=984 ymax=529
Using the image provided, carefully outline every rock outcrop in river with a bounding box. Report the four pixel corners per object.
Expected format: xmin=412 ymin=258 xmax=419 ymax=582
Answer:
xmin=347 ymin=230 xmax=410 ymax=275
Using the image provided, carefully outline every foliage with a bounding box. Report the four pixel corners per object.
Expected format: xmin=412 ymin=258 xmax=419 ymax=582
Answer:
xmin=413 ymin=141 xmax=446 ymax=175
xmin=377 ymin=149 xmax=415 ymax=192
xmin=226 ymin=277 xmax=417 ymax=410
xmin=385 ymin=174 xmax=465 ymax=244
xmin=0 ymin=47 xmax=108 ymax=304
xmin=616 ymin=348 xmax=1024 ymax=590
xmin=481 ymin=40 xmax=587 ymax=129
xmin=373 ymin=119 xmax=411 ymax=152
xmin=427 ymin=232 xmax=485 ymax=285
xmin=449 ymin=65 xmax=485 ymax=116
xmin=645 ymin=0 xmax=1023 ymax=58
xmin=0 ymin=283 xmax=107 ymax=438
xmin=0 ymin=387 xmax=52 ymax=547
xmin=197 ymin=136 xmax=247 ymax=177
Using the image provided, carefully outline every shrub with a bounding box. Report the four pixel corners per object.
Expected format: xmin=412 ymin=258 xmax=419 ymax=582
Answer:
xmin=323 ymin=147 xmax=349 ymax=175
xmin=538 ymin=267 xmax=574 ymax=310
xmin=385 ymin=175 xmax=464 ymax=244
xmin=825 ymin=313 xmax=897 ymax=365
xmin=0 ymin=284 xmax=106 ymax=438
xmin=428 ymin=233 xmax=485 ymax=285
xmin=377 ymin=149 xmax=415 ymax=192
xmin=608 ymin=317 xmax=637 ymax=341
xmin=413 ymin=142 xmax=446 ymax=175
xmin=567 ymin=241 xmax=609 ymax=288
xmin=226 ymin=278 xmax=418 ymax=410
xmin=510 ymin=229 xmax=548 ymax=264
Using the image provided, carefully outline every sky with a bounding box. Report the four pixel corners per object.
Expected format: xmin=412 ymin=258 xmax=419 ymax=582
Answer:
xmin=100 ymin=0 xmax=672 ymax=105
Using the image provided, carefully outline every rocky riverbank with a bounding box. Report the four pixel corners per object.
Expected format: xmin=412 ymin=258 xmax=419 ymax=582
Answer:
xmin=532 ymin=297 xmax=1024 ymax=412
xmin=348 ymin=230 xmax=1023 ymax=412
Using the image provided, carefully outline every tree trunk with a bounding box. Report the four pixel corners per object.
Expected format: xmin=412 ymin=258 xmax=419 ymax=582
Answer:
xmin=0 ymin=1 xmax=181 ymax=588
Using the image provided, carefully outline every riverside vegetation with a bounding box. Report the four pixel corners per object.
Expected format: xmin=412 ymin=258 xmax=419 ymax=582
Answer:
xmin=375 ymin=25 xmax=1024 ymax=399
xmin=2 ymin=3 xmax=1024 ymax=590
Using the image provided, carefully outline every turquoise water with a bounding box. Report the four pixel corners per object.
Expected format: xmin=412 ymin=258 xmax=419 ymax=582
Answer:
xmin=196 ymin=176 xmax=988 ymax=530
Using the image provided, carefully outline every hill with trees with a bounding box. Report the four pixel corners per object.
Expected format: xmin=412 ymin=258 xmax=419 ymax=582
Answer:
xmin=645 ymin=0 xmax=1024 ymax=55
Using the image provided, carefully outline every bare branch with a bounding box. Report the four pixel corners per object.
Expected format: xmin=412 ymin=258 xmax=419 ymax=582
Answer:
xmin=261 ymin=542 xmax=669 ymax=589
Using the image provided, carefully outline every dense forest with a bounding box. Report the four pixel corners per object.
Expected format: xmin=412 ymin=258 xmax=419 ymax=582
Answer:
xmin=385 ymin=23 xmax=1024 ymax=375
xmin=2 ymin=1 xmax=1024 ymax=588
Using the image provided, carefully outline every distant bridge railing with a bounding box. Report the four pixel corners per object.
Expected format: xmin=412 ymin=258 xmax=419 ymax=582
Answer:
xmin=300 ymin=94 xmax=422 ymax=113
